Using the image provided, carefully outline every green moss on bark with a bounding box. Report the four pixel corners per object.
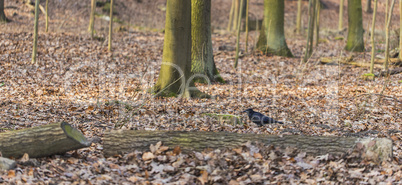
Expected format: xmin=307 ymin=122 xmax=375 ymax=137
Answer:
xmin=256 ymin=0 xmax=293 ymax=57
xmin=345 ymin=0 xmax=364 ymax=52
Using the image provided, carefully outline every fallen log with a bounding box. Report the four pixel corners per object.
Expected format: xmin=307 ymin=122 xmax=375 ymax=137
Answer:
xmin=376 ymin=67 xmax=402 ymax=76
xmin=103 ymin=130 xmax=392 ymax=162
xmin=0 ymin=122 xmax=90 ymax=158
xmin=319 ymin=57 xmax=401 ymax=68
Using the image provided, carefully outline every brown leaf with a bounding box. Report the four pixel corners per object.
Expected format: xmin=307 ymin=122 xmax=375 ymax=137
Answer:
xmin=173 ymin=146 xmax=181 ymax=155
xmin=142 ymin=152 xmax=155 ymax=161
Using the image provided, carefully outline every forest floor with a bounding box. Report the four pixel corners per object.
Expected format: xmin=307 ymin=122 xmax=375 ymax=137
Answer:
xmin=0 ymin=0 xmax=401 ymax=184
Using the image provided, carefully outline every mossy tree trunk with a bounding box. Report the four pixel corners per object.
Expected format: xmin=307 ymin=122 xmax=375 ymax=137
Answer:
xmin=0 ymin=0 xmax=7 ymax=22
xmin=151 ymin=0 xmax=208 ymax=98
xmin=345 ymin=0 xmax=364 ymax=52
xmin=256 ymin=0 xmax=293 ymax=57
xmin=191 ymin=0 xmax=224 ymax=83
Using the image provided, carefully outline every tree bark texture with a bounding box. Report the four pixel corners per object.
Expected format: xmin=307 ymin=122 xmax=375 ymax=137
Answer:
xmin=345 ymin=0 xmax=365 ymax=52
xmin=152 ymin=0 xmax=207 ymax=98
xmin=31 ymin=0 xmax=40 ymax=64
xmin=0 ymin=122 xmax=90 ymax=158
xmin=370 ymin=0 xmax=378 ymax=74
xmin=296 ymin=0 xmax=302 ymax=35
xmin=365 ymin=0 xmax=373 ymax=13
xmin=339 ymin=0 xmax=344 ymax=31
xmin=0 ymin=0 xmax=7 ymax=22
xmin=103 ymin=130 xmax=392 ymax=162
xmin=88 ymin=0 xmax=96 ymax=37
xmin=256 ymin=0 xmax=293 ymax=57
xmin=191 ymin=0 xmax=224 ymax=83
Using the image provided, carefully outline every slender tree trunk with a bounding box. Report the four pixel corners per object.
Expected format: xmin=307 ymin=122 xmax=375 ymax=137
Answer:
xmin=245 ymin=0 xmax=249 ymax=52
xmin=234 ymin=0 xmax=244 ymax=68
xmin=227 ymin=0 xmax=235 ymax=31
xmin=296 ymin=0 xmax=302 ymax=35
xmin=0 ymin=0 xmax=7 ymax=22
xmin=45 ymin=0 xmax=49 ymax=32
xmin=315 ymin=0 xmax=320 ymax=47
xmin=232 ymin=0 xmax=239 ymax=31
xmin=89 ymin=0 xmax=96 ymax=37
xmin=256 ymin=0 xmax=293 ymax=57
xmin=191 ymin=0 xmax=224 ymax=83
xmin=365 ymin=0 xmax=373 ymax=13
xmin=345 ymin=0 xmax=364 ymax=52
xmin=385 ymin=0 xmax=389 ymax=25
xmin=108 ymin=0 xmax=113 ymax=52
xmin=31 ymin=0 xmax=40 ymax=64
xmin=339 ymin=0 xmax=344 ymax=31
xmin=308 ymin=0 xmax=316 ymax=55
xmin=304 ymin=0 xmax=316 ymax=62
xmin=384 ymin=0 xmax=396 ymax=73
xmin=370 ymin=0 xmax=378 ymax=74
xmin=399 ymin=0 xmax=402 ymax=61
xmin=151 ymin=0 xmax=208 ymax=98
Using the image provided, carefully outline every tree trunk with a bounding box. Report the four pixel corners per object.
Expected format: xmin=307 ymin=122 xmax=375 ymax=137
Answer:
xmin=108 ymin=0 xmax=113 ymax=51
xmin=384 ymin=0 xmax=396 ymax=73
xmin=0 ymin=0 xmax=7 ymax=22
xmin=88 ymin=0 xmax=96 ymax=37
xmin=103 ymin=130 xmax=392 ymax=162
xmin=303 ymin=0 xmax=316 ymax=62
xmin=256 ymin=0 xmax=293 ymax=57
xmin=45 ymin=0 xmax=49 ymax=32
xmin=345 ymin=0 xmax=364 ymax=52
xmin=296 ymin=0 xmax=302 ymax=35
xmin=151 ymin=0 xmax=208 ymax=98
xmin=191 ymin=0 xmax=224 ymax=83
xmin=370 ymin=0 xmax=378 ymax=74
xmin=0 ymin=122 xmax=90 ymax=158
xmin=227 ymin=0 xmax=235 ymax=31
xmin=245 ymin=0 xmax=249 ymax=52
xmin=31 ymin=0 xmax=40 ymax=64
xmin=365 ymin=0 xmax=373 ymax=13
xmin=315 ymin=0 xmax=320 ymax=47
xmin=400 ymin=0 xmax=402 ymax=61
xmin=234 ymin=0 xmax=244 ymax=68
xmin=339 ymin=0 xmax=344 ymax=31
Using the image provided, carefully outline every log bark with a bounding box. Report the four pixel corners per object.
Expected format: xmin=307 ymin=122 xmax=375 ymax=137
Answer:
xmin=103 ymin=130 xmax=392 ymax=162
xmin=0 ymin=122 xmax=90 ymax=158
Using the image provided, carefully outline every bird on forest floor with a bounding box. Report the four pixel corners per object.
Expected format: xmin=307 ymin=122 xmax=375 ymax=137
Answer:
xmin=243 ymin=108 xmax=284 ymax=126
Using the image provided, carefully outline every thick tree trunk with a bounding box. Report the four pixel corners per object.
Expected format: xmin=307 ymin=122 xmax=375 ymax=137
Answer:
xmin=191 ymin=0 xmax=224 ymax=83
xmin=0 ymin=0 xmax=7 ymax=22
xmin=103 ymin=130 xmax=392 ymax=162
xmin=0 ymin=122 xmax=90 ymax=158
xmin=256 ymin=0 xmax=293 ymax=57
xmin=345 ymin=0 xmax=364 ymax=52
xmin=151 ymin=0 xmax=208 ymax=98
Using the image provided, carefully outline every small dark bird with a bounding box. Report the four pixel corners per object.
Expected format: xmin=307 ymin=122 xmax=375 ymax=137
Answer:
xmin=243 ymin=108 xmax=284 ymax=126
